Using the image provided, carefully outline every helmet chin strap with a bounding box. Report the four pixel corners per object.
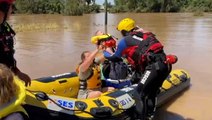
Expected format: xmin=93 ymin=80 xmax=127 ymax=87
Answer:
xmin=121 ymin=30 xmax=130 ymax=37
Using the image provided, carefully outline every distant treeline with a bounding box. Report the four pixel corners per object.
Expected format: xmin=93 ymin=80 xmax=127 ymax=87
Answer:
xmin=14 ymin=0 xmax=100 ymax=15
xmin=14 ymin=0 xmax=212 ymax=16
xmin=111 ymin=0 xmax=212 ymax=13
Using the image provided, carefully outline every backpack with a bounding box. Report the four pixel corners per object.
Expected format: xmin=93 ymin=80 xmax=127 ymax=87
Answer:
xmin=102 ymin=60 xmax=128 ymax=80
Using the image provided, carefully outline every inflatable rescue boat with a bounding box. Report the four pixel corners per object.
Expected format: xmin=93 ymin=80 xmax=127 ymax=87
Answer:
xmin=23 ymin=69 xmax=190 ymax=120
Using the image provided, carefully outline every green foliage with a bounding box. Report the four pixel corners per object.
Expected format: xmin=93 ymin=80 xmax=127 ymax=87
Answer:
xmin=14 ymin=0 xmax=100 ymax=16
xmin=15 ymin=0 xmax=64 ymax=14
xmin=63 ymin=0 xmax=83 ymax=16
xmin=188 ymin=0 xmax=212 ymax=12
xmin=14 ymin=0 xmax=212 ymax=14
xmin=15 ymin=0 xmax=32 ymax=13
xmin=111 ymin=0 xmax=212 ymax=13
xmin=83 ymin=4 xmax=100 ymax=14
xmin=110 ymin=5 xmax=128 ymax=13
xmin=103 ymin=1 xmax=113 ymax=8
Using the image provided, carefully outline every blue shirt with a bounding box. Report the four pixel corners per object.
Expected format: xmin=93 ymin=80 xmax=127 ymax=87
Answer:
xmin=103 ymin=37 xmax=127 ymax=62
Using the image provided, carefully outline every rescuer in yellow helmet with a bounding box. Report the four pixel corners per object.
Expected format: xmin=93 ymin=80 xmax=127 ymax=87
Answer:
xmin=103 ymin=18 xmax=176 ymax=119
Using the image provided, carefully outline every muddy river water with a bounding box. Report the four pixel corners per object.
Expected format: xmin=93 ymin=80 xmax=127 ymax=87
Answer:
xmin=9 ymin=13 xmax=212 ymax=120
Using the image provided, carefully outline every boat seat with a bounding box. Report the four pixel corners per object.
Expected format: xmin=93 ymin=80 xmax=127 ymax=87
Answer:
xmin=104 ymin=79 xmax=132 ymax=89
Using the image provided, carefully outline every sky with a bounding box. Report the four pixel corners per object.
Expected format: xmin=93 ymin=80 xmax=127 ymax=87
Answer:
xmin=95 ymin=0 xmax=114 ymax=5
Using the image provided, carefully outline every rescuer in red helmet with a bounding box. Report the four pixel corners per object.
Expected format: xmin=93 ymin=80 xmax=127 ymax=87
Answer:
xmin=0 ymin=0 xmax=31 ymax=87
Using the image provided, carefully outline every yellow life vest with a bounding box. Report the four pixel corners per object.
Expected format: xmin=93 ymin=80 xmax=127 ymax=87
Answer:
xmin=79 ymin=66 xmax=101 ymax=90
xmin=0 ymin=78 xmax=27 ymax=119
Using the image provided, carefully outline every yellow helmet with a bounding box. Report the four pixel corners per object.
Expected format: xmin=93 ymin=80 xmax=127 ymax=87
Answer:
xmin=117 ymin=18 xmax=135 ymax=32
xmin=91 ymin=34 xmax=111 ymax=44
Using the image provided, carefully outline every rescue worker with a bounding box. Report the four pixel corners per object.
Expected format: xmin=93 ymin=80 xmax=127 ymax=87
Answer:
xmin=104 ymin=18 xmax=177 ymax=119
xmin=0 ymin=0 xmax=31 ymax=86
xmin=77 ymin=44 xmax=114 ymax=99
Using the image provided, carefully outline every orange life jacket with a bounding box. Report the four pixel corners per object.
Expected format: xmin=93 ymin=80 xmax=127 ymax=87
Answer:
xmin=79 ymin=66 xmax=102 ymax=90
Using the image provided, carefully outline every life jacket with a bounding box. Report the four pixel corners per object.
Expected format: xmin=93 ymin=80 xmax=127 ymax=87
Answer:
xmin=79 ymin=66 xmax=102 ymax=90
xmin=122 ymin=31 xmax=164 ymax=71
xmin=0 ymin=22 xmax=16 ymax=69
xmin=0 ymin=78 xmax=28 ymax=119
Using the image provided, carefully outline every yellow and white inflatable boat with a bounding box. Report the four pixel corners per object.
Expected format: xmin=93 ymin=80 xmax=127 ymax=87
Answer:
xmin=23 ymin=69 xmax=190 ymax=120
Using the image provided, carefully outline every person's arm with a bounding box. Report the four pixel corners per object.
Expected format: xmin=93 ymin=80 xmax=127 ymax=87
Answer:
xmin=94 ymin=53 xmax=105 ymax=64
xmin=103 ymin=38 xmax=127 ymax=62
xmin=13 ymin=67 xmax=31 ymax=86
xmin=79 ymin=45 xmax=103 ymax=73
xmin=103 ymin=51 xmax=121 ymax=62
xmin=105 ymin=47 xmax=114 ymax=55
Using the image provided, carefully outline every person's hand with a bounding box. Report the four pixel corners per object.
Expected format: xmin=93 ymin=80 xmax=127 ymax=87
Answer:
xmin=134 ymin=26 xmax=150 ymax=33
xmin=97 ymin=44 xmax=105 ymax=51
xmin=16 ymin=71 xmax=31 ymax=87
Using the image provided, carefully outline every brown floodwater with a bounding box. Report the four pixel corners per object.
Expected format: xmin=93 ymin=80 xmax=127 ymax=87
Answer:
xmin=9 ymin=13 xmax=212 ymax=120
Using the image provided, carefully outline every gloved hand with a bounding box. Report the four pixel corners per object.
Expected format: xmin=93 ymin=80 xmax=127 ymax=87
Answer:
xmin=166 ymin=54 xmax=178 ymax=64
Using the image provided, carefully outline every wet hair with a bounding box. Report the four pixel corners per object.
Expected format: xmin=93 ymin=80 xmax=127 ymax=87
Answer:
xmin=78 ymin=51 xmax=90 ymax=65
xmin=81 ymin=51 xmax=89 ymax=61
xmin=76 ymin=51 xmax=90 ymax=74
xmin=0 ymin=64 xmax=17 ymax=105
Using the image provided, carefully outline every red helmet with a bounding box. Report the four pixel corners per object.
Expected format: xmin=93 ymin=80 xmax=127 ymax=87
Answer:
xmin=0 ymin=0 xmax=15 ymax=4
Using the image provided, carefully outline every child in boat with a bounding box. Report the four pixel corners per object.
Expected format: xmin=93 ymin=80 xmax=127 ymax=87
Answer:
xmin=0 ymin=64 xmax=27 ymax=120
xmin=91 ymin=30 xmax=131 ymax=88
xmin=92 ymin=30 xmax=117 ymax=55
